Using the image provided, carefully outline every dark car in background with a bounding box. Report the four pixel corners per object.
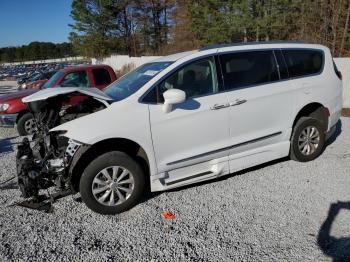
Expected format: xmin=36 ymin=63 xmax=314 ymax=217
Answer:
xmin=0 ymin=62 xmax=88 ymax=82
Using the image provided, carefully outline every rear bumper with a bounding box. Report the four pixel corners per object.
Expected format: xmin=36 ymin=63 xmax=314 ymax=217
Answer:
xmin=0 ymin=113 xmax=17 ymax=127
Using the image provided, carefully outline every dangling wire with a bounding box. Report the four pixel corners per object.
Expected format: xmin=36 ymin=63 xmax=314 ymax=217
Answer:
xmin=0 ymin=176 xmax=16 ymax=185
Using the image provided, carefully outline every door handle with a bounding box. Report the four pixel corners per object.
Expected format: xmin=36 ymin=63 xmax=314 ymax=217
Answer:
xmin=211 ymin=103 xmax=230 ymax=110
xmin=230 ymin=99 xmax=247 ymax=106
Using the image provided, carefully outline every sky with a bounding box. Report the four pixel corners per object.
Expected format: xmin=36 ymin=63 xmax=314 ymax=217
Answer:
xmin=0 ymin=0 xmax=73 ymax=47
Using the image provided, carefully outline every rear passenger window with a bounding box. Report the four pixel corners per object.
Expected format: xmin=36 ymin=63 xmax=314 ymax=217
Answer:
xmin=283 ymin=49 xmax=323 ymax=78
xmin=93 ymin=68 xmax=112 ymax=86
xmin=219 ymin=51 xmax=279 ymax=90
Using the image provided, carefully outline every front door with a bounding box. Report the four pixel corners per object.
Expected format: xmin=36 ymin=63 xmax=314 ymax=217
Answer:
xmin=147 ymin=56 xmax=231 ymax=187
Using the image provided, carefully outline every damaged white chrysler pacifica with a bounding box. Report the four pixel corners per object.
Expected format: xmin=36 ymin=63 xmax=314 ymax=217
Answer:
xmin=17 ymin=42 xmax=342 ymax=214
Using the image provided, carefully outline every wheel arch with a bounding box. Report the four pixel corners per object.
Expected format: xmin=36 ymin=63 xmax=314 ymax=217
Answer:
xmin=15 ymin=109 xmax=30 ymax=123
xmin=69 ymin=138 xmax=150 ymax=193
xmin=292 ymin=102 xmax=329 ymax=131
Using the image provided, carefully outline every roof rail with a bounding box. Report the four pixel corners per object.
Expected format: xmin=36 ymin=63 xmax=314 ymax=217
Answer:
xmin=199 ymin=40 xmax=306 ymax=51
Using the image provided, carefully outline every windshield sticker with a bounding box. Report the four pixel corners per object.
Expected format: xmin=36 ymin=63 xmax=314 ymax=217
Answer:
xmin=143 ymin=70 xmax=159 ymax=76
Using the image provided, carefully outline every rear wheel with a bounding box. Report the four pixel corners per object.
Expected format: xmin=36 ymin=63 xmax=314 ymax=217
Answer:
xmin=290 ymin=117 xmax=326 ymax=162
xmin=79 ymin=151 xmax=145 ymax=215
xmin=17 ymin=112 xmax=36 ymax=136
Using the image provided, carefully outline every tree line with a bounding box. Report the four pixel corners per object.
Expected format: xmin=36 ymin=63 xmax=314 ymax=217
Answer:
xmin=2 ymin=0 xmax=350 ymax=63
xmin=0 ymin=42 xmax=75 ymax=63
xmin=69 ymin=0 xmax=350 ymax=58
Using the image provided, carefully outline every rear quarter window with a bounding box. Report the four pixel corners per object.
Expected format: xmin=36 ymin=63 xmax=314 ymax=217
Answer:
xmin=283 ymin=49 xmax=323 ymax=78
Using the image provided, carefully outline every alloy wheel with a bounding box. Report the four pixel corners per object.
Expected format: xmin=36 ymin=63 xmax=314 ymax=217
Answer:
xmin=297 ymin=126 xmax=320 ymax=156
xmin=91 ymin=166 xmax=135 ymax=206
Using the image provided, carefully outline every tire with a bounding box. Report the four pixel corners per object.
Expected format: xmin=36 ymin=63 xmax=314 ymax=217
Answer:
xmin=290 ymin=117 xmax=326 ymax=162
xmin=79 ymin=151 xmax=145 ymax=215
xmin=17 ymin=112 xmax=36 ymax=136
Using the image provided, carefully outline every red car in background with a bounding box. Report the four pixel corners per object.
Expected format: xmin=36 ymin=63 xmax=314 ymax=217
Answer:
xmin=0 ymin=64 xmax=117 ymax=135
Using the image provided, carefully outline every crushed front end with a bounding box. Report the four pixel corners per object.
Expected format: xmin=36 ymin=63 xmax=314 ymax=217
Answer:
xmin=15 ymin=89 xmax=110 ymax=211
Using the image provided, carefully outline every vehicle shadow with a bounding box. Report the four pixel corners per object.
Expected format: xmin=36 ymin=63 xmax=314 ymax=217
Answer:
xmin=326 ymin=120 xmax=342 ymax=146
xmin=317 ymin=201 xmax=350 ymax=262
xmin=0 ymin=136 xmax=20 ymax=154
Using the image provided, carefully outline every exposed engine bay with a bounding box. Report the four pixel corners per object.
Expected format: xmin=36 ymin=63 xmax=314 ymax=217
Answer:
xmin=16 ymin=88 xmax=111 ymax=211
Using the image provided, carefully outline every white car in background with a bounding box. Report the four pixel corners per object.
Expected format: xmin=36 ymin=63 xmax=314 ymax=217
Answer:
xmin=22 ymin=42 xmax=342 ymax=214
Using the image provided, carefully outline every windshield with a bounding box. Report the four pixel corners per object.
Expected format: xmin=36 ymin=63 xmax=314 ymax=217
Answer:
xmin=104 ymin=62 xmax=172 ymax=101
xmin=42 ymin=71 xmax=64 ymax=89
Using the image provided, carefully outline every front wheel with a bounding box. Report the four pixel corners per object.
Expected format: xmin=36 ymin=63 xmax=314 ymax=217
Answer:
xmin=79 ymin=151 xmax=145 ymax=215
xmin=17 ymin=112 xmax=36 ymax=136
xmin=290 ymin=117 xmax=326 ymax=162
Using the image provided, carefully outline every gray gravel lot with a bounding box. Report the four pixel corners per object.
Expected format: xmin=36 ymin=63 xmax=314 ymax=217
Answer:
xmin=0 ymin=119 xmax=349 ymax=261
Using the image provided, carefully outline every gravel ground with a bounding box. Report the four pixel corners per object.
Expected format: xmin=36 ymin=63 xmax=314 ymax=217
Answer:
xmin=0 ymin=119 xmax=349 ymax=261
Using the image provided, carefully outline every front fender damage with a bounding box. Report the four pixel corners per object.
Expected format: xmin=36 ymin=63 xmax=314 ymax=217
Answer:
xmin=67 ymin=143 xmax=91 ymax=193
xmin=15 ymin=88 xmax=110 ymax=212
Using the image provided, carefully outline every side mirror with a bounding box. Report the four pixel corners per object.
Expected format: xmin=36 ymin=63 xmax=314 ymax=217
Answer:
xmin=162 ymin=89 xmax=186 ymax=113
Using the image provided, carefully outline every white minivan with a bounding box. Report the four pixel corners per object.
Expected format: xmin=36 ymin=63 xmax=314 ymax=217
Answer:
xmin=22 ymin=42 xmax=343 ymax=214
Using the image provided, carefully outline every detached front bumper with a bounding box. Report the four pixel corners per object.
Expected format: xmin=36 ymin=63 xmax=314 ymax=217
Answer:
xmin=0 ymin=113 xmax=18 ymax=127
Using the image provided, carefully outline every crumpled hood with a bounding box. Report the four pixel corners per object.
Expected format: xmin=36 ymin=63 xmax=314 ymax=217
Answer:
xmin=0 ymin=89 xmax=37 ymax=102
xmin=22 ymin=87 xmax=113 ymax=103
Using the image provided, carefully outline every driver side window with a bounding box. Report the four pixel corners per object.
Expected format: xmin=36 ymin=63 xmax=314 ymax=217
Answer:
xmin=60 ymin=71 xmax=89 ymax=87
xmin=145 ymin=57 xmax=218 ymax=103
